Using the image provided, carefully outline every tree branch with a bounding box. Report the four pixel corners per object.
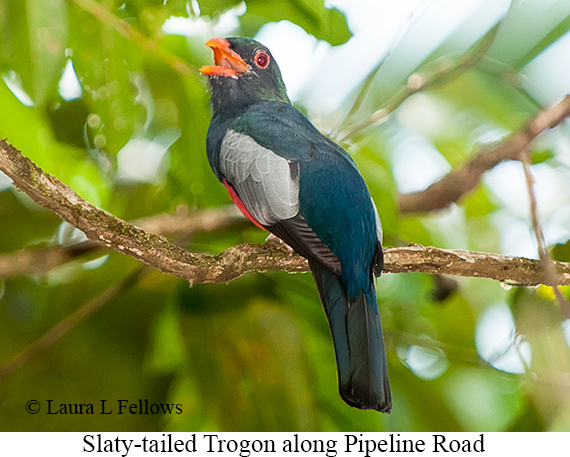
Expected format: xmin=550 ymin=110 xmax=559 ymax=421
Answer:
xmin=399 ymin=95 xmax=570 ymax=213
xmin=2 ymin=138 xmax=570 ymax=286
xmin=384 ymin=245 xmax=570 ymax=286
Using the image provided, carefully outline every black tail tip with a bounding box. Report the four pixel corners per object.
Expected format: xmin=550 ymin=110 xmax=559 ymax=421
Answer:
xmin=340 ymin=381 xmax=392 ymax=413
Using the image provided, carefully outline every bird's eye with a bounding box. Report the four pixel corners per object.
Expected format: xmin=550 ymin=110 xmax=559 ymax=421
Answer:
xmin=254 ymin=51 xmax=270 ymax=69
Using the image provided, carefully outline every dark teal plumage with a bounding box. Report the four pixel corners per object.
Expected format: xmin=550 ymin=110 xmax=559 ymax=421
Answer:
xmin=202 ymin=37 xmax=391 ymax=412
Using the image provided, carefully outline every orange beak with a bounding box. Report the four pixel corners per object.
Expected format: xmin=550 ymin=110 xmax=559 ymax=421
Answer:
xmin=200 ymin=38 xmax=249 ymax=79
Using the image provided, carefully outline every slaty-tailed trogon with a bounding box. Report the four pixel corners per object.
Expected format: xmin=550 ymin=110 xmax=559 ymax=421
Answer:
xmin=201 ymin=37 xmax=391 ymax=412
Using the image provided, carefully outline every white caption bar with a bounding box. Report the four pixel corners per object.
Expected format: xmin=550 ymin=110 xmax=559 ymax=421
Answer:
xmin=0 ymin=432 xmax=562 ymax=456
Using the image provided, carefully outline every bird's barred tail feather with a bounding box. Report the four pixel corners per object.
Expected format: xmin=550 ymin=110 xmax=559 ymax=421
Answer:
xmin=310 ymin=262 xmax=391 ymax=413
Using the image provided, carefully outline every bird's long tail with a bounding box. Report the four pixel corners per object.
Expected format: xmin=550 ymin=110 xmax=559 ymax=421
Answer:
xmin=310 ymin=261 xmax=391 ymax=412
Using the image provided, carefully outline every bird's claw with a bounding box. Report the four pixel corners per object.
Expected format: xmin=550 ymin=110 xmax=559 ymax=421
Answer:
xmin=265 ymin=233 xmax=296 ymax=255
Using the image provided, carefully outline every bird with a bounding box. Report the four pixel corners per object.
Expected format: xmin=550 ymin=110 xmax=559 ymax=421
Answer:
xmin=200 ymin=37 xmax=391 ymax=413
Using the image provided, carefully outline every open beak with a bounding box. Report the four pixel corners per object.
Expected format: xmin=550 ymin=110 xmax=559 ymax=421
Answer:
xmin=200 ymin=38 xmax=249 ymax=79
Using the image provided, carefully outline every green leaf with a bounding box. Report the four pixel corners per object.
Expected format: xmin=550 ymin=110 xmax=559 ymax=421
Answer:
xmin=355 ymin=143 xmax=399 ymax=240
xmin=195 ymin=0 xmax=243 ymax=17
xmin=516 ymin=11 xmax=570 ymax=69
xmin=552 ymin=240 xmax=570 ymax=262
xmin=68 ymin=2 xmax=144 ymax=156
xmin=144 ymin=295 xmax=186 ymax=375
xmin=0 ymin=0 xmax=68 ymax=105
xmin=464 ymin=186 xmax=497 ymax=219
xmin=531 ymin=148 xmax=554 ymax=165
xmin=175 ymin=277 xmax=320 ymax=430
xmin=0 ymin=81 xmax=110 ymax=208
xmin=240 ymin=0 xmax=351 ymax=46
xmin=437 ymin=69 xmax=537 ymax=130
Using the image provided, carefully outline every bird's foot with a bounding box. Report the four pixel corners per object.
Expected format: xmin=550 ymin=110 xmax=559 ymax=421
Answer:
xmin=265 ymin=233 xmax=296 ymax=255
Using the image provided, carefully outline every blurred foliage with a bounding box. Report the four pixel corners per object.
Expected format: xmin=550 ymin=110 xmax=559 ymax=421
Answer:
xmin=1 ymin=0 xmax=570 ymax=432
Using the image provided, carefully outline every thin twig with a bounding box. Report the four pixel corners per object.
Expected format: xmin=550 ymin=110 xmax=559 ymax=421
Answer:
xmin=0 ymin=206 xmax=246 ymax=280
xmin=332 ymin=57 xmax=386 ymax=138
xmin=0 ymin=266 xmax=148 ymax=384
xmin=337 ymin=22 xmax=502 ymax=142
xmin=0 ymin=242 xmax=98 ymax=280
xmin=520 ymin=148 xmax=570 ymax=318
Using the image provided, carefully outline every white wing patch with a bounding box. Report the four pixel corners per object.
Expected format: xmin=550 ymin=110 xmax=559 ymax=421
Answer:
xmin=220 ymin=130 xmax=300 ymax=226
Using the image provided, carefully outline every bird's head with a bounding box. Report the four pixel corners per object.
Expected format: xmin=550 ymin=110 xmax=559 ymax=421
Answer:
xmin=201 ymin=37 xmax=290 ymax=116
